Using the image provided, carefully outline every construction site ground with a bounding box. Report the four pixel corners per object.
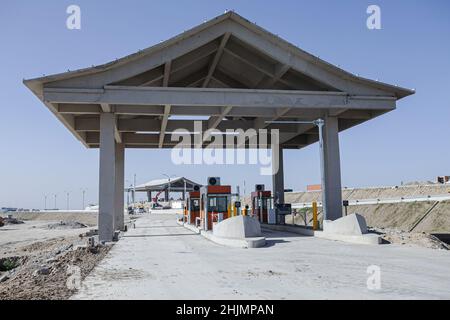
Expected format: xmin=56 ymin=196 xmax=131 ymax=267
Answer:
xmin=72 ymin=213 xmax=450 ymax=300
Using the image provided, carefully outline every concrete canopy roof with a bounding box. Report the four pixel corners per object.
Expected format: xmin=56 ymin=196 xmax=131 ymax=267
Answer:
xmin=130 ymin=177 xmax=201 ymax=192
xmin=24 ymin=11 xmax=414 ymax=150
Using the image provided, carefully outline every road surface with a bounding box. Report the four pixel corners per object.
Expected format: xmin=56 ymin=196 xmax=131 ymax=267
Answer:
xmin=73 ymin=214 xmax=450 ymax=299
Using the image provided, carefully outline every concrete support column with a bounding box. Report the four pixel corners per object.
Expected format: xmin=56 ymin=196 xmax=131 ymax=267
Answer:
xmin=322 ymin=115 xmax=343 ymax=221
xmin=114 ymin=143 xmax=125 ymax=231
xmin=99 ymin=113 xmax=116 ymax=242
xmin=272 ymin=146 xmax=285 ymax=204
xmin=147 ymin=191 xmax=152 ymax=202
xmin=165 ymin=189 xmax=169 ymax=202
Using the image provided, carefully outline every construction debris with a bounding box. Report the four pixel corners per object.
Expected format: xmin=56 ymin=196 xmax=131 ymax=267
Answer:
xmin=0 ymin=216 xmax=24 ymax=226
xmin=0 ymin=236 xmax=111 ymax=300
xmin=369 ymin=227 xmax=450 ymax=250
xmin=42 ymin=221 xmax=88 ymax=230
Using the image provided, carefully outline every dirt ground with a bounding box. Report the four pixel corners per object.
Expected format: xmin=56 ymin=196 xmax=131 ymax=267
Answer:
xmin=0 ymin=233 xmax=111 ymax=300
xmin=0 ymin=214 xmax=113 ymax=300
xmin=369 ymin=227 xmax=450 ymax=250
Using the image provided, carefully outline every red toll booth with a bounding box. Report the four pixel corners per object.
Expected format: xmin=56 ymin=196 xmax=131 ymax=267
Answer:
xmin=200 ymin=177 xmax=231 ymax=230
xmin=251 ymin=184 xmax=272 ymax=224
xmin=185 ymin=189 xmax=200 ymax=225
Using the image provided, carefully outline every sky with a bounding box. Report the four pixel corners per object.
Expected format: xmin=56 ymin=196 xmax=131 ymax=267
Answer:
xmin=0 ymin=0 xmax=449 ymax=209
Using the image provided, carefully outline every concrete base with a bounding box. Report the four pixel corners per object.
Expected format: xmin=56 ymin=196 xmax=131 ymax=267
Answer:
xmin=314 ymin=231 xmax=381 ymax=245
xmin=213 ymin=216 xmax=262 ymax=238
xmin=262 ymin=215 xmax=381 ymax=245
xmin=323 ymin=213 xmax=367 ymax=235
xmin=202 ymin=231 xmax=266 ymax=248
xmin=320 ymin=213 xmax=381 ymax=245
xmin=177 ymin=219 xmax=266 ymax=248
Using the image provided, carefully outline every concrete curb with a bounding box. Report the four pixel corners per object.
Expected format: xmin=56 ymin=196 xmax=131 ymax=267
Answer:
xmin=261 ymin=223 xmax=314 ymax=236
xmin=314 ymin=231 xmax=382 ymax=245
xmin=177 ymin=220 xmax=266 ymax=248
xmin=261 ymin=223 xmax=381 ymax=245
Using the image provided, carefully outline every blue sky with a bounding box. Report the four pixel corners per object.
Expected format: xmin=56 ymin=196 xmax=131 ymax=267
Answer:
xmin=0 ymin=1 xmax=449 ymax=209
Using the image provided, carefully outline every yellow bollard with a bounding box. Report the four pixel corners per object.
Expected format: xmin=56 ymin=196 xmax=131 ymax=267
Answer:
xmin=312 ymin=201 xmax=318 ymax=230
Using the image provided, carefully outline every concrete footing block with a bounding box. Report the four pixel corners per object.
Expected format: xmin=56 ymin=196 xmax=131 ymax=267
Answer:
xmin=178 ymin=218 xmax=266 ymax=248
xmin=213 ymin=216 xmax=262 ymax=238
xmin=319 ymin=213 xmax=381 ymax=245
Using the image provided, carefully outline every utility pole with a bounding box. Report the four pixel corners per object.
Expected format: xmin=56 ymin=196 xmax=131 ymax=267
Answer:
xmin=133 ymin=174 xmax=136 ymax=205
xmin=54 ymin=194 xmax=57 ymax=210
xmin=65 ymin=191 xmax=70 ymax=210
xmin=44 ymin=195 xmax=47 ymax=210
xmin=81 ymin=189 xmax=86 ymax=210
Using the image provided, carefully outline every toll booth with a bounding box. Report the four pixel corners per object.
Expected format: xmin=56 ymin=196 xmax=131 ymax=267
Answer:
xmin=200 ymin=177 xmax=231 ymax=230
xmin=251 ymin=184 xmax=273 ymax=224
xmin=185 ymin=186 xmax=201 ymax=225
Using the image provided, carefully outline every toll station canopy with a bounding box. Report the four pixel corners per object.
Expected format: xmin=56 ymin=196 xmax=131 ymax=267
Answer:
xmin=23 ymin=11 xmax=414 ymax=241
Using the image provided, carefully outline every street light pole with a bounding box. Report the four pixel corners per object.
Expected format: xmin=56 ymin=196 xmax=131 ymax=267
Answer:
xmin=54 ymin=194 xmax=57 ymax=210
xmin=44 ymin=195 xmax=47 ymax=210
xmin=65 ymin=191 xmax=70 ymax=210
xmin=81 ymin=189 xmax=86 ymax=210
xmin=133 ymin=174 xmax=136 ymax=205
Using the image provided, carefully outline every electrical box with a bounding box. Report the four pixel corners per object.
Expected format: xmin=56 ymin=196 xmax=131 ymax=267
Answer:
xmin=275 ymin=203 xmax=292 ymax=225
xmin=255 ymin=184 xmax=265 ymax=191
xmin=207 ymin=177 xmax=221 ymax=186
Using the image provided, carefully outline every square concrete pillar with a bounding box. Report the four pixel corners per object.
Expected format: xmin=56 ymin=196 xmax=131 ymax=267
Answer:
xmin=321 ymin=115 xmax=343 ymax=221
xmin=165 ymin=189 xmax=169 ymax=202
xmin=99 ymin=113 xmax=116 ymax=242
xmin=272 ymin=146 xmax=285 ymax=204
xmin=114 ymin=143 xmax=125 ymax=231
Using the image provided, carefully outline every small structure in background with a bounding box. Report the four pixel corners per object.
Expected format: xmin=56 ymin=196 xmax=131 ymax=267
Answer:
xmin=307 ymin=184 xmax=322 ymax=192
xmin=200 ymin=177 xmax=232 ymax=230
xmin=127 ymin=177 xmax=202 ymax=208
xmin=437 ymin=176 xmax=450 ymax=184
xmin=184 ymin=186 xmax=200 ymax=225
xmin=251 ymin=184 xmax=273 ymax=224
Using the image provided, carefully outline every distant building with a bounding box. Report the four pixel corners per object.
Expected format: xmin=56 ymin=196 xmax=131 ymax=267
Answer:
xmin=307 ymin=184 xmax=322 ymax=192
xmin=437 ymin=176 xmax=450 ymax=184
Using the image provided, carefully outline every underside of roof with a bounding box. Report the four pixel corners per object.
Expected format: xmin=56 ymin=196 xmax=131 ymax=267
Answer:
xmin=24 ymin=11 xmax=414 ymax=150
xmin=132 ymin=177 xmax=202 ymax=192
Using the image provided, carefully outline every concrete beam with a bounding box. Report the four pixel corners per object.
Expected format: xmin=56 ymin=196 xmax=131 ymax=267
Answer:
xmin=99 ymin=113 xmax=116 ymax=242
xmin=159 ymin=105 xmax=171 ymax=148
xmin=59 ymin=103 xmax=101 ymax=114
xmin=100 ymin=103 xmax=111 ymax=113
xmin=204 ymin=105 xmax=233 ymax=142
xmin=77 ymin=118 xmax=309 ymax=134
xmin=203 ymin=32 xmax=231 ymax=87
xmin=256 ymin=64 xmax=290 ymax=89
xmin=46 ymin=87 xmax=390 ymax=109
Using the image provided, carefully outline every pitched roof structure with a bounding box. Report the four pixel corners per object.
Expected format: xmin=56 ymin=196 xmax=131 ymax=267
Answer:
xmin=24 ymin=11 xmax=414 ymax=150
xmin=130 ymin=177 xmax=201 ymax=192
